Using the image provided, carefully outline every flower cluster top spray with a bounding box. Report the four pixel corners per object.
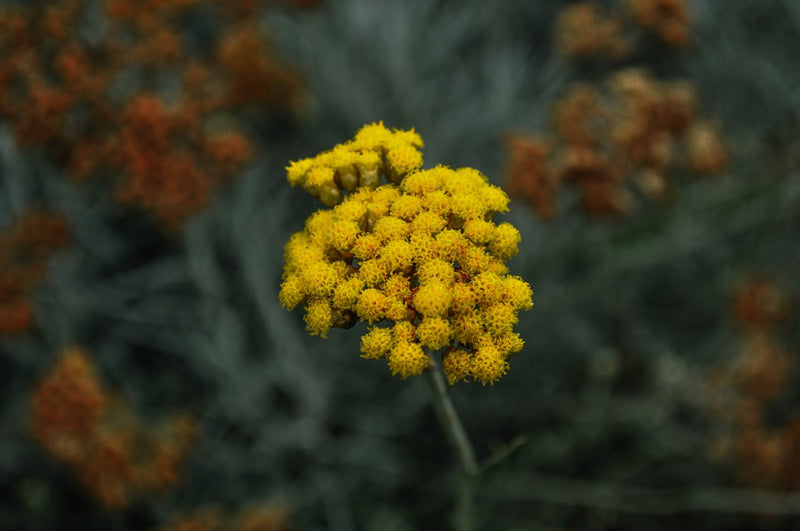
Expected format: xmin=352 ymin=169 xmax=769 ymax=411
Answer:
xmin=279 ymin=123 xmax=533 ymax=385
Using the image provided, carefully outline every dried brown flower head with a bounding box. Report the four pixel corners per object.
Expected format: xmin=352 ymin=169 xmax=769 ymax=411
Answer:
xmin=556 ymin=2 xmax=630 ymax=59
xmin=31 ymin=348 xmax=196 ymax=508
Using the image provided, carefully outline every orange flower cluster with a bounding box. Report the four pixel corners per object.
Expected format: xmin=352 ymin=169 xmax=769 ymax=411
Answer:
xmin=31 ymin=348 xmax=196 ymax=508
xmin=556 ymin=2 xmax=630 ymax=59
xmin=111 ymin=94 xmax=252 ymax=230
xmin=0 ymin=0 xmax=304 ymax=229
xmin=733 ymin=276 xmax=792 ymax=330
xmin=627 ymin=0 xmax=691 ymax=49
xmin=705 ymin=279 xmax=800 ymax=490
xmin=506 ymin=69 xmax=726 ymax=220
xmin=556 ymin=0 xmax=691 ymax=59
xmin=217 ymin=22 xmax=306 ymax=114
xmin=0 ymin=211 xmax=69 ymax=335
xmin=161 ymin=502 xmax=290 ymax=531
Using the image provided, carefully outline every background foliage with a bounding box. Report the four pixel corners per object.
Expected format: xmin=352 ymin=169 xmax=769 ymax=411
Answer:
xmin=1 ymin=0 xmax=800 ymax=529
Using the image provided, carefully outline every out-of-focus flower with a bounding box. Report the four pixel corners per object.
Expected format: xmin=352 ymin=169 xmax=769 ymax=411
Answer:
xmin=0 ymin=211 xmax=69 ymax=335
xmin=0 ymin=0 xmax=302 ymax=230
xmin=31 ymin=348 xmax=196 ymax=508
xmin=161 ymin=501 xmax=290 ymax=531
xmin=627 ymin=0 xmax=691 ymax=48
xmin=507 ymin=69 xmax=726 ymax=220
xmin=733 ymin=277 xmax=792 ymax=329
xmin=704 ymin=279 xmax=800 ymax=491
xmin=556 ymin=2 xmax=630 ymax=59
xmin=687 ymin=121 xmax=727 ymax=175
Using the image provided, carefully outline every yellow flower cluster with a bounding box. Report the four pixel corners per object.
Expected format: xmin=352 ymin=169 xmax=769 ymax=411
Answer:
xmin=285 ymin=122 xmax=424 ymax=206
xmin=280 ymin=125 xmax=533 ymax=385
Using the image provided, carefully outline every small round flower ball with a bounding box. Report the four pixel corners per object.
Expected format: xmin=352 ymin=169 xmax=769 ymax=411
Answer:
xmin=305 ymin=299 xmax=334 ymax=337
xmin=329 ymin=219 xmax=360 ymax=251
xmin=417 ymin=259 xmax=455 ymax=286
xmin=482 ymin=302 xmax=517 ymax=337
xmin=470 ymin=272 xmax=503 ymax=307
xmin=413 ymin=281 xmax=453 ymax=317
xmin=493 ymin=332 xmax=525 ymax=356
xmin=402 ymin=168 xmax=444 ymax=195
xmin=305 ymin=209 xmax=336 ymax=243
xmin=489 ymin=222 xmax=521 ymax=259
xmin=358 ymin=259 xmax=388 ymax=287
xmin=443 ymin=348 xmax=473 ymax=385
xmin=451 ymin=311 xmax=483 ymax=345
xmin=392 ymin=128 xmax=424 ymax=148
xmin=500 ymin=275 xmax=533 ymax=311
xmin=481 ymin=185 xmax=510 ymax=213
xmin=368 ymin=186 xmax=401 ymax=217
xmin=352 ymin=234 xmax=381 ymax=261
xmin=387 ymin=143 xmax=424 ymax=177
xmin=286 ymin=158 xmax=314 ymax=186
xmin=435 ymin=229 xmax=467 ymax=262
xmin=372 ymin=215 xmax=410 ymax=242
xmin=385 ymin=297 xmax=409 ymax=321
xmin=470 ymin=343 xmax=509 ymax=385
xmin=332 ymin=277 xmax=364 ymax=311
xmin=279 ymin=274 xmax=305 ymax=310
xmin=411 ymin=211 xmax=447 ymax=235
xmin=463 ymin=219 xmax=494 ymax=245
xmin=459 ymin=245 xmax=493 ymax=276
xmin=361 ymin=327 xmax=394 ymax=360
xmin=485 ymin=258 xmax=510 ymax=276
xmin=410 ymin=233 xmax=438 ymax=264
xmin=357 ymin=288 xmax=388 ymax=323
xmin=353 ymin=122 xmax=393 ymax=150
xmin=416 ymin=317 xmax=452 ymax=350
xmin=392 ymin=321 xmax=416 ymax=343
xmin=423 ymin=190 xmax=452 ymax=218
xmin=453 ymin=192 xmax=490 ymax=221
xmin=451 ymin=282 xmax=476 ymax=314
xmin=382 ymin=274 xmax=411 ymax=300
xmin=284 ymin=232 xmax=321 ymax=267
xmin=390 ymin=194 xmax=424 ymax=220
xmin=302 ymin=261 xmax=340 ymax=298
xmin=388 ymin=341 xmax=429 ymax=378
xmin=336 ymin=197 xmax=368 ymax=222
xmin=379 ymin=239 xmax=414 ymax=272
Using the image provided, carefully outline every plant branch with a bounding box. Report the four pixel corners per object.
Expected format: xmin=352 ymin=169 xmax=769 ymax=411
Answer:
xmin=424 ymin=363 xmax=479 ymax=531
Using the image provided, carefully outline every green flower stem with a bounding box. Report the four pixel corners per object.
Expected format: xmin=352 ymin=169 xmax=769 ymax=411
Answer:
xmin=424 ymin=363 xmax=480 ymax=531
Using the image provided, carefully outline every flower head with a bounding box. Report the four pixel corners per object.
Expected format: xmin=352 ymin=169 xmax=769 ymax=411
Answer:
xmin=280 ymin=125 xmax=533 ymax=384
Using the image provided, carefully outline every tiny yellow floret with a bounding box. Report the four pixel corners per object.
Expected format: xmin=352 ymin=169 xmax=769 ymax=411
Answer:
xmin=388 ymin=341 xmax=429 ymax=378
xmin=305 ymin=299 xmax=334 ymax=337
xmin=442 ymin=349 xmax=473 ymax=385
xmin=413 ymin=281 xmax=453 ymax=317
xmin=361 ymin=327 xmax=394 ymax=360
xmin=279 ymin=274 xmax=305 ymax=310
xmin=417 ymin=317 xmax=452 ymax=350
xmin=387 ymin=143 xmax=424 ymax=177
xmin=489 ymin=223 xmax=521 ymax=260
xmin=379 ymin=240 xmax=414 ymax=272
xmin=357 ymin=288 xmax=388 ymax=323
xmin=463 ymin=219 xmax=495 ymax=245
xmin=332 ymin=277 xmax=364 ymax=310
xmin=482 ymin=303 xmax=517 ymax=337
xmin=470 ymin=344 xmax=509 ymax=385
xmin=329 ymin=219 xmax=360 ymax=251
xmin=417 ymin=259 xmax=455 ymax=285
xmin=302 ymin=261 xmax=340 ymax=298
xmin=392 ymin=321 xmax=416 ymax=343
